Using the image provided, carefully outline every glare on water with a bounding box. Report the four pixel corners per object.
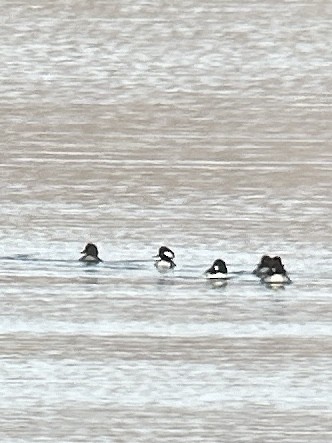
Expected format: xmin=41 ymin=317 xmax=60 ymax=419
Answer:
xmin=0 ymin=1 xmax=331 ymax=442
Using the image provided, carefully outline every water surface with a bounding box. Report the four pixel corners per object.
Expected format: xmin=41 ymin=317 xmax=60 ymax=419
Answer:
xmin=0 ymin=1 xmax=331 ymax=442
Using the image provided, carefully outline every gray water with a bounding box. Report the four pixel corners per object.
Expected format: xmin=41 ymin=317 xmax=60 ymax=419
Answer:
xmin=0 ymin=1 xmax=331 ymax=442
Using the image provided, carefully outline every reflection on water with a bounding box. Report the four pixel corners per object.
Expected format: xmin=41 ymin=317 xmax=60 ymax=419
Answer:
xmin=0 ymin=0 xmax=331 ymax=442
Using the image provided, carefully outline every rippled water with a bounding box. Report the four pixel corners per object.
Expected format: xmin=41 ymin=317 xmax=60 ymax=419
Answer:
xmin=0 ymin=1 xmax=331 ymax=442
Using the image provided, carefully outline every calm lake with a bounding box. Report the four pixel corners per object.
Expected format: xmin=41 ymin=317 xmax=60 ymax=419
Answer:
xmin=0 ymin=1 xmax=331 ymax=442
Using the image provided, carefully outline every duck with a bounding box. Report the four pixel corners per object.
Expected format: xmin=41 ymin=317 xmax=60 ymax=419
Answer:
xmin=261 ymin=256 xmax=291 ymax=285
xmin=79 ymin=243 xmax=102 ymax=263
xmin=253 ymin=255 xmax=273 ymax=276
xmin=154 ymin=246 xmax=176 ymax=271
xmin=204 ymin=259 xmax=229 ymax=280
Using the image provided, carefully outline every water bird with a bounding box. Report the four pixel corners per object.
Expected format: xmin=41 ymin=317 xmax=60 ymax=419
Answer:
xmin=204 ymin=259 xmax=229 ymax=280
xmin=79 ymin=243 xmax=102 ymax=263
xmin=154 ymin=246 xmax=176 ymax=271
xmin=253 ymin=255 xmax=273 ymax=276
xmin=261 ymin=256 xmax=291 ymax=285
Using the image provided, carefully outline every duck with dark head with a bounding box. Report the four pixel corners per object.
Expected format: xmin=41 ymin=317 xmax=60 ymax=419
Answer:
xmin=154 ymin=246 xmax=176 ymax=272
xmin=79 ymin=243 xmax=102 ymax=263
xmin=261 ymin=256 xmax=291 ymax=285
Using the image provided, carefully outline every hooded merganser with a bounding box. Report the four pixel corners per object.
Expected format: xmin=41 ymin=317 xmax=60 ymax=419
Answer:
xmin=261 ymin=256 xmax=291 ymax=284
xmin=253 ymin=255 xmax=273 ymax=276
xmin=79 ymin=243 xmax=102 ymax=263
xmin=154 ymin=246 xmax=176 ymax=271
